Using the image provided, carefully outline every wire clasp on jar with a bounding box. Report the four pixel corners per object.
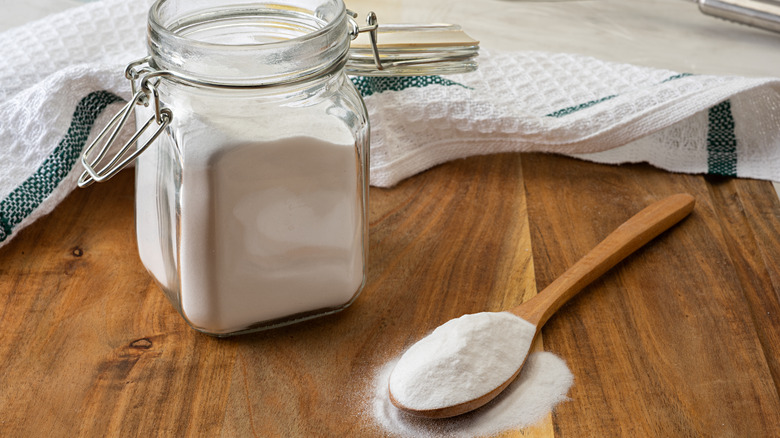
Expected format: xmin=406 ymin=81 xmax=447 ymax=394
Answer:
xmin=77 ymin=57 xmax=172 ymax=188
xmin=344 ymin=11 xmax=479 ymax=76
xmin=347 ymin=10 xmax=383 ymax=70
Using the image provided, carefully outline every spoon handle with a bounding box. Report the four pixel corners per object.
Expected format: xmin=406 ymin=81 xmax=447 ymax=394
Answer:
xmin=511 ymin=193 xmax=695 ymax=327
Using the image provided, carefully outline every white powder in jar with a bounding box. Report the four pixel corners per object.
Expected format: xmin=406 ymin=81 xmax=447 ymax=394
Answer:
xmin=135 ymin=100 xmax=366 ymax=334
xmin=388 ymin=312 xmax=537 ymax=410
xmin=180 ymin=134 xmax=364 ymax=333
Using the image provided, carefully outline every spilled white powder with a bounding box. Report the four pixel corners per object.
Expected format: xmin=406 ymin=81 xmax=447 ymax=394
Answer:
xmin=388 ymin=312 xmax=537 ymax=410
xmin=370 ymin=352 xmax=574 ymax=437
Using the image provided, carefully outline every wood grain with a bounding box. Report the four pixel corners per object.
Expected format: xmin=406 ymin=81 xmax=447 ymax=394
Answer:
xmin=0 ymin=153 xmax=540 ymax=437
xmin=522 ymin=154 xmax=780 ymax=436
xmin=1 ymin=153 xmax=779 ymax=436
xmin=513 ymin=193 xmax=695 ymax=328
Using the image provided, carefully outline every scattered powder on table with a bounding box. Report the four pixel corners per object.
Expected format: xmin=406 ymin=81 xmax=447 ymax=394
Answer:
xmin=369 ymin=352 xmax=573 ymax=437
xmin=366 ymin=312 xmax=575 ymax=437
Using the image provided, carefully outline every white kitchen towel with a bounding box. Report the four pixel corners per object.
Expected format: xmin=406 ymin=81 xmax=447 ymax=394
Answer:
xmin=2 ymin=0 xmax=780 ymax=248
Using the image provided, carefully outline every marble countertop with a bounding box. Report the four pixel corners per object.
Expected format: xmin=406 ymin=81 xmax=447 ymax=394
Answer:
xmin=349 ymin=0 xmax=780 ymax=78
xmin=3 ymin=0 xmax=779 ymax=79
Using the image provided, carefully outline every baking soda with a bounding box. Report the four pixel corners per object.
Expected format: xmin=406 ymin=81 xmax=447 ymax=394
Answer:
xmin=389 ymin=312 xmax=536 ymax=410
xmin=180 ymin=135 xmax=363 ymax=333
xmin=135 ymin=104 xmax=366 ymax=334
xmin=371 ymin=311 xmax=574 ymax=436
xmin=371 ymin=352 xmax=573 ymax=437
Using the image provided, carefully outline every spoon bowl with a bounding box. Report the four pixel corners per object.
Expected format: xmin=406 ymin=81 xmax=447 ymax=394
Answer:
xmin=389 ymin=193 xmax=696 ymax=418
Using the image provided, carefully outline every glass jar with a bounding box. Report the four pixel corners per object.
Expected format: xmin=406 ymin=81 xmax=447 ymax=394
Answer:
xmin=79 ymin=0 xmax=478 ymax=336
xmin=103 ymin=0 xmax=368 ymax=336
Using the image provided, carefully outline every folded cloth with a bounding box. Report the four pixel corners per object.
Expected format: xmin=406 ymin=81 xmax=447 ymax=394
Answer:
xmin=1 ymin=0 xmax=780 ymax=249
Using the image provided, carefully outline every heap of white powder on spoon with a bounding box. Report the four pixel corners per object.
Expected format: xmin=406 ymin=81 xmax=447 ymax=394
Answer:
xmin=388 ymin=312 xmax=536 ymax=411
xmin=369 ymin=311 xmax=574 ymax=437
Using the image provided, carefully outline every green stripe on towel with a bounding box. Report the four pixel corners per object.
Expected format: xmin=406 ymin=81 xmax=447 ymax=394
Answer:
xmin=661 ymin=73 xmax=694 ymax=83
xmin=350 ymin=75 xmax=468 ymax=97
xmin=706 ymin=100 xmax=737 ymax=177
xmin=546 ymin=95 xmax=618 ymax=118
xmin=0 ymin=90 xmax=124 ymax=242
xmin=546 ymin=73 xmax=695 ymax=118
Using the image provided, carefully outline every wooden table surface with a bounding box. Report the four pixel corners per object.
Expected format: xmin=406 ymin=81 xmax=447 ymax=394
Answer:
xmin=2 ymin=153 xmax=780 ymax=436
xmin=3 ymin=0 xmax=780 ymax=435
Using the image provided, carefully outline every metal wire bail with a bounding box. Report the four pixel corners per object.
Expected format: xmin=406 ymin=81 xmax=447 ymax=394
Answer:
xmin=345 ymin=11 xmax=479 ymax=76
xmin=78 ymin=66 xmax=172 ymax=188
xmin=348 ymin=10 xmax=383 ymax=70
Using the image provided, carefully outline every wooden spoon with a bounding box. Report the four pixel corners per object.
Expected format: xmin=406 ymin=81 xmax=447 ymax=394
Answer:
xmin=389 ymin=193 xmax=696 ymax=418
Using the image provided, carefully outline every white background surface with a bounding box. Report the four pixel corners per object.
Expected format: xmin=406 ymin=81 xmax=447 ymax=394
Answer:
xmin=0 ymin=0 xmax=90 ymax=30
xmin=348 ymin=0 xmax=780 ymax=78
xmin=2 ymin=0 xmax=779 ymax=78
